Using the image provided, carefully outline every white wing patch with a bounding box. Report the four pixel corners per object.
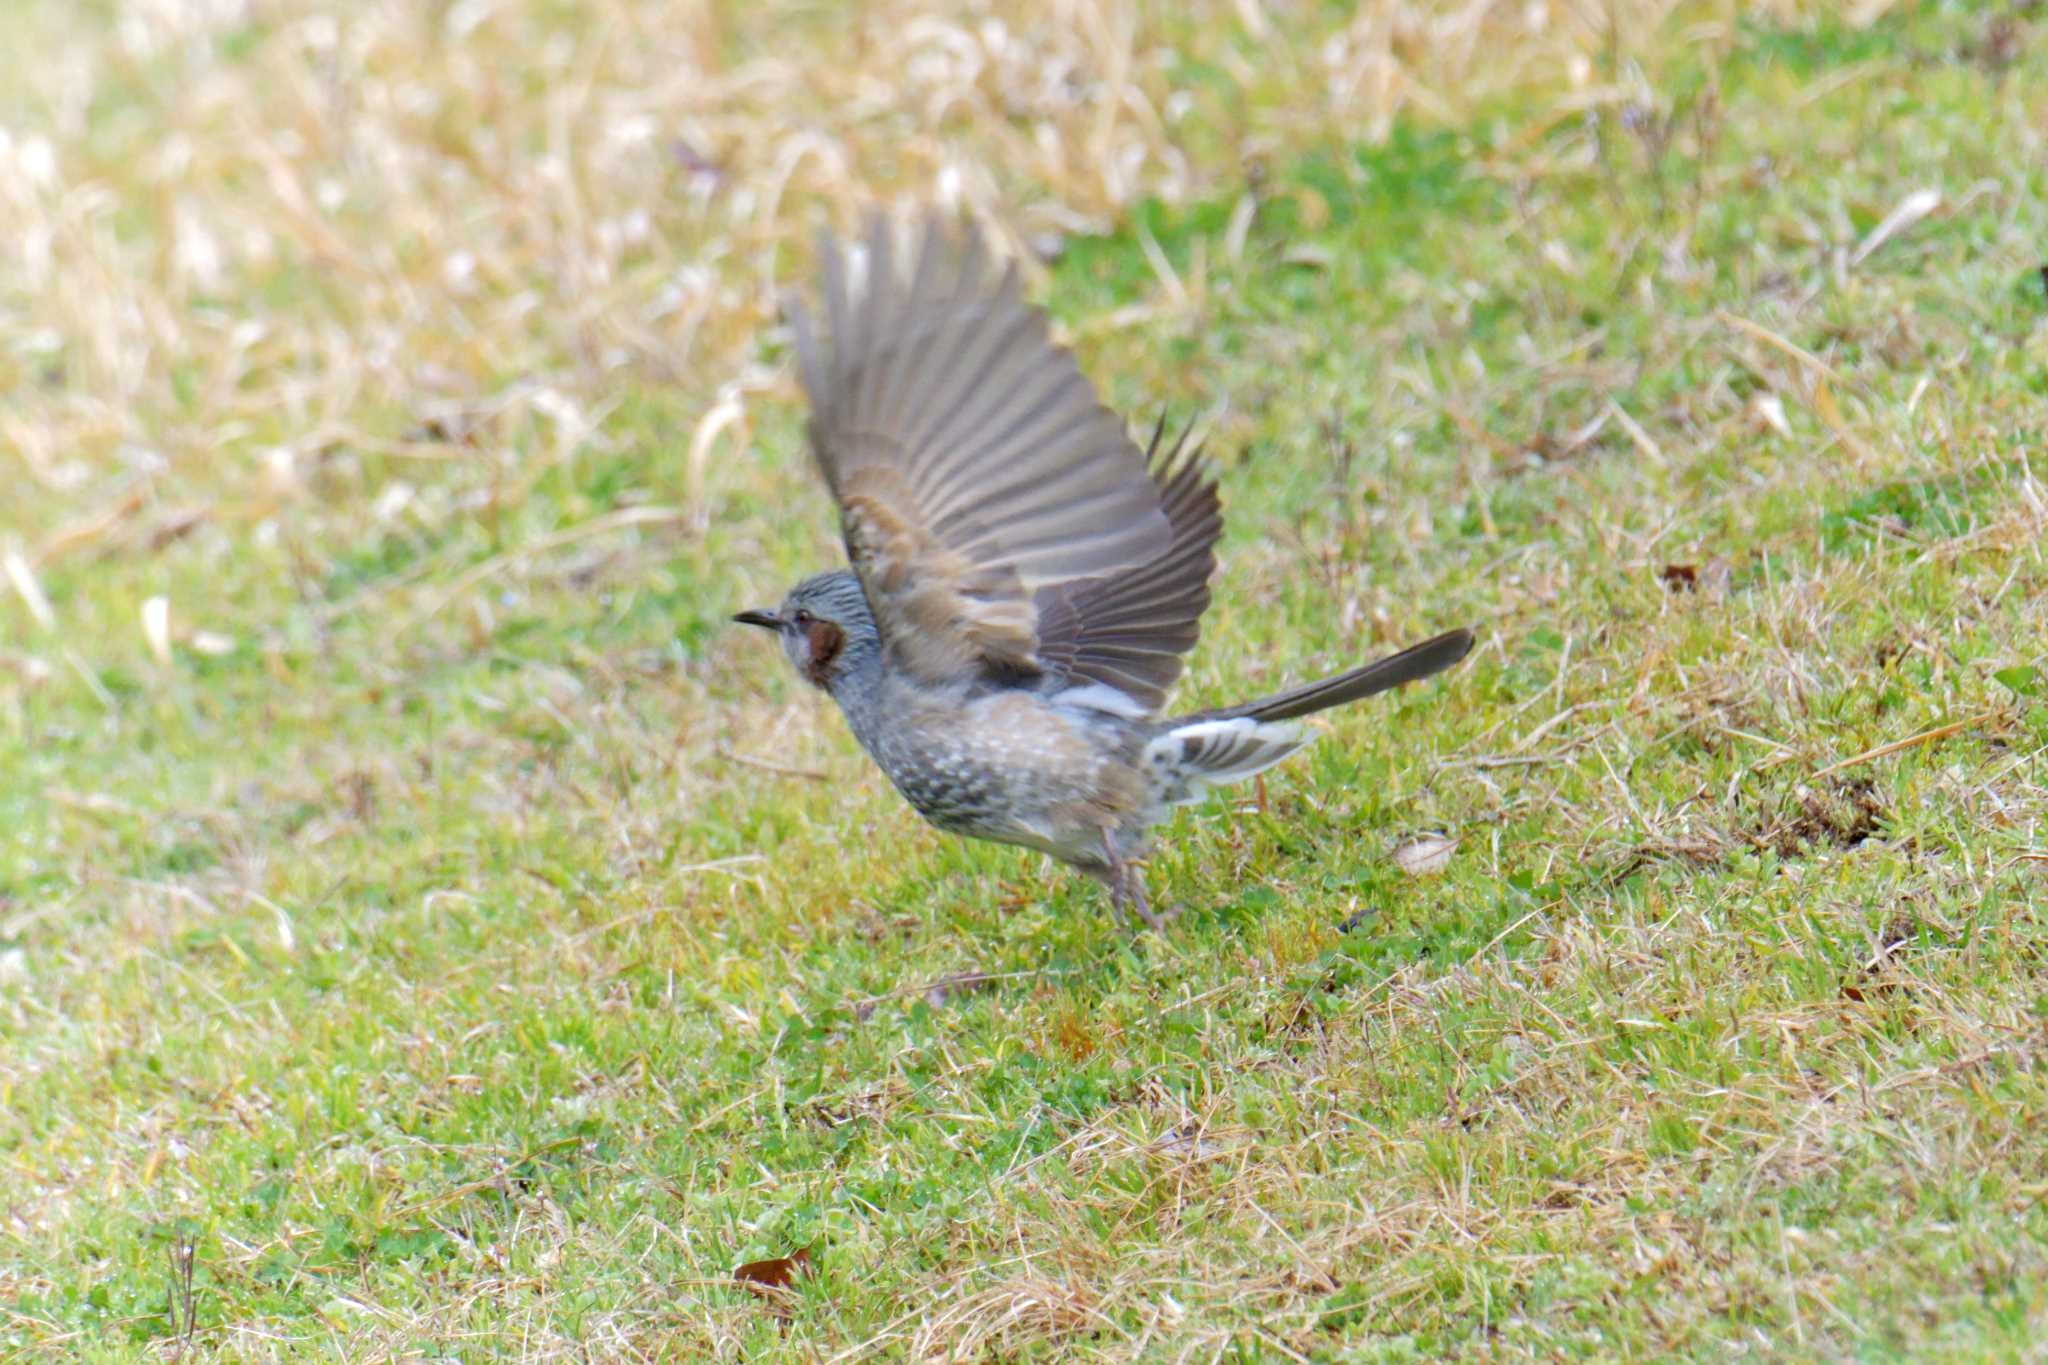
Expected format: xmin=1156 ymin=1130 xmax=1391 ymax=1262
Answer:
xmin=1050 ymin=681 xmax=1154 ymax=720
xmin=1145 ymin=717 xmax=1308 ymax=806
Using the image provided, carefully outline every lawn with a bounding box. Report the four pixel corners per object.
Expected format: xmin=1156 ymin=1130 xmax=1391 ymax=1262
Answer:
xmin=4 ymin=0 xmax=2048 ymax=1358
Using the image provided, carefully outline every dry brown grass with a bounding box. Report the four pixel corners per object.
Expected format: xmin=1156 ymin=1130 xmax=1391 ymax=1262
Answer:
xmin=3 ymin=0 xmax=1822 ymax=550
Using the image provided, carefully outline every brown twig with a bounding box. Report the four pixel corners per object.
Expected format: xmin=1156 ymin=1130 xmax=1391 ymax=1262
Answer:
xmin=1811 ymin=712 xmax=1997 ymax=780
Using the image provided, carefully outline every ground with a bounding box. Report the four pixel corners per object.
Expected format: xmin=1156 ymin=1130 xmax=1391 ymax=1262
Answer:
xmin=3 ymin=0 xmax=2048 ymax=1358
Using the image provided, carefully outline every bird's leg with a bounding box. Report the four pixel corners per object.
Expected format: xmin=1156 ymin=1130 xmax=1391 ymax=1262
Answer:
xmin=1095 ymin=864 xmax=1132 ymax=925
xmin=1125 ymin=865 xmax=1166 ymax=930
xmin=1129 ymin=872 xmax=1186 ymax=930
xmin=1099 ymin=832 xmax=1135 ymax=924
xmin=1101 ymin=833 xmax=1177 ymax=930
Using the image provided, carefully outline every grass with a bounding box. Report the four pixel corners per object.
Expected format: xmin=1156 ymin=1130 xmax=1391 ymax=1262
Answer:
xmin=4 ymin=0 xmax=2048 ymax=1357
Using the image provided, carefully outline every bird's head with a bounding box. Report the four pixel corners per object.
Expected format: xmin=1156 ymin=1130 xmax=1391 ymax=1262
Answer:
xmin=732 ymin=569 xmax=879 ymax=691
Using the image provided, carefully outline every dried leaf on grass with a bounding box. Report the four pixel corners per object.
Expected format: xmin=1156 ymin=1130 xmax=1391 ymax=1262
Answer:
xmin=736 ymin=1245 xmax=812 ymax=1290
xmin=1391 ymin=833 xmax=1456 ymax=876
xmin=735 ymin=1245 xmax=815 ymax=1318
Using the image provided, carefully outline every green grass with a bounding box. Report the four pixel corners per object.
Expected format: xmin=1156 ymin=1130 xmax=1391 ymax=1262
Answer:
xmin=6 ymin=0 xmax=2048 ymax=1358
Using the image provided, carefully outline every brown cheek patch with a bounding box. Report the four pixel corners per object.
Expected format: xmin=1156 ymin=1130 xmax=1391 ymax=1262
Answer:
xmin=803 ymin=619 xmax=845 ymax=686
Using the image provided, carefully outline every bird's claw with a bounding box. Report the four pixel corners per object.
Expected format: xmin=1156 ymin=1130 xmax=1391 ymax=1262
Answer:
xmin=1134 ymin=899 xmax=1184 ymax=930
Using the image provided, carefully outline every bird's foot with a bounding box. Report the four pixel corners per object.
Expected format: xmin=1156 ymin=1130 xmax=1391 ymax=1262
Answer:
xmin=1121 ymin=865 xmax=1180 ymax=932
xmin=1102 ymin=833 xmax=1180 ymax=932
xmin=1133 ymin=898 xmax=1184 ymax=931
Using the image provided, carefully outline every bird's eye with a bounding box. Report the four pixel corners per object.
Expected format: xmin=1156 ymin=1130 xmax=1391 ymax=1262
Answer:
xmin=792 ymin=609 xmax=813 ymax=628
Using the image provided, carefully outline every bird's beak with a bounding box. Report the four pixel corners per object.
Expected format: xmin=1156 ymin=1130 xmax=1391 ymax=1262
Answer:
xmin=732 ymin=608 xmax=782 ymax=630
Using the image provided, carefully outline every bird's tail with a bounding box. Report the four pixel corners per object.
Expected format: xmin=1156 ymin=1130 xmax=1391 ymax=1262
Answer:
xmin=1144 ymin=628 xmax=1474 ymax=807
xmin=1195 ymin=628 xmax=1474 ymax=723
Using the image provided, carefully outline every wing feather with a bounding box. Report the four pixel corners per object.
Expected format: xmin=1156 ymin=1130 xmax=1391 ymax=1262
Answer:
xmin=1033 ymin=421 xmax=1223 ymax=714
xmin=792 ymin=214 xmax=1172 ymax=682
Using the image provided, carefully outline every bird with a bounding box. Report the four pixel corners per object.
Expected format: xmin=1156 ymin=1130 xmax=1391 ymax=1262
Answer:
xmin=732 ymin=214 xmax=1474 ymax=928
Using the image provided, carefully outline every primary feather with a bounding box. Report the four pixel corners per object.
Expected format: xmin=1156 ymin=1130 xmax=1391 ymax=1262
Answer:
xmin=789 ymin=215 xmax=1174 ymax=687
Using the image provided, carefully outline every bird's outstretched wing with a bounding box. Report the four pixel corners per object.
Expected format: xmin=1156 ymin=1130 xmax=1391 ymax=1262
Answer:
xmin=1031 ymin=420 xmax=1222 ymax=715
xmin=788 ymin=215 xmax=1173 ymax=685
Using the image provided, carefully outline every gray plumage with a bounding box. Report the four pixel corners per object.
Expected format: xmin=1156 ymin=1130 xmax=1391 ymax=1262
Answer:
xmin=736 ymin=214 xmax=1474 ymax=927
